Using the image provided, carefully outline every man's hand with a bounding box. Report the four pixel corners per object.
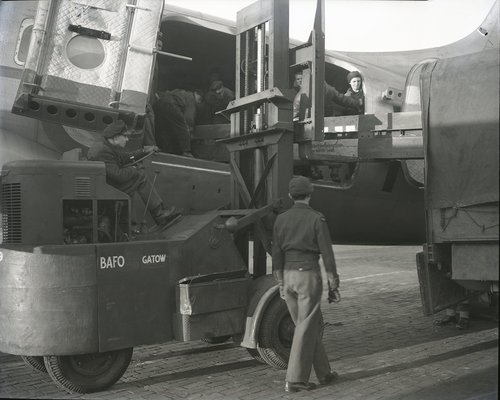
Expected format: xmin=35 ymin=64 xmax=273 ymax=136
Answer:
xmin=327 ymin=272 xmax=339 ymax=291
xmin=143 ymin=145 xmax=159 ymax=153
xmin=279 ymin=284 xmax=285 ymax=299
xmin=273 ymin=270 xmax=285 ymax=299
xmin=327 ymin=272 xmax=340 ymax=303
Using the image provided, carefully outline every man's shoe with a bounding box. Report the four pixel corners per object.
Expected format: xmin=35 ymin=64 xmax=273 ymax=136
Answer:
xmin=182 ymin=152 xmax=194 ymax=158
xmin=456 ymin=317 xmax=469 ymax=330
xmin=284 ymin=382 xmax=316 ymax=393
xmin=318 ymin=371 xmax=339 ymax=385
xmin=155 ymin=206 xmax=182 ymax=226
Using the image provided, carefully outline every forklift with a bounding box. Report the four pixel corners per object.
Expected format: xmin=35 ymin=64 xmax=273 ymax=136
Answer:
xmin=0 ymin=0 xmax=327 ymax=393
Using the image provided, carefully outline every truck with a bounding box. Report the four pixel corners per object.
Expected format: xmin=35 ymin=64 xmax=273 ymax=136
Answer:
xmin=416 ymin=49 xmax=499 ymax=317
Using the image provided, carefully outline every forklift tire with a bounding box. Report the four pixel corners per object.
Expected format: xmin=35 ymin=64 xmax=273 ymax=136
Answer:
xmin=43 ymin=347 xmax=133 ymax=394
xmin=21 ymin=356 xmax=47 ymax=374
xmin=246 ymin=348 xmax=266 ymax=364
xmin=256 ymin=296 xmax=294 ymax=370
xmin=202 ymin=335 xmax=231 ymax=344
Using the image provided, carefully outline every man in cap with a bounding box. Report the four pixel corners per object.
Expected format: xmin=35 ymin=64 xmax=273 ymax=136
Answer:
xmin=87 ymin=120 xmax=181 ymax=227
xmin=154 ymin=89 xmax=204 ymax=157
xmin=272 ymin=176 xmax=340 ymax=393
xmin=324 ymin=80 xmax=363 ymax=116
xmin=204 ymin=76 xmax=235 ymax=124
xmin=292 ymin=72 xmax=363 ymax=119
xmin=344 ymin=70 xmax=365 ymax=115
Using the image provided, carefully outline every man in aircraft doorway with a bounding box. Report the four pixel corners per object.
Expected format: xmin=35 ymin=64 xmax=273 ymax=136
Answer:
xmin=293 ymin=72 xmax=363 ymax=120
xmin=87 ymin=120 xmax=181 ymax=227
xmin=344 ymin=70 xmax=365 ymax=115
xmin=154 ymin=89 xmax=204 ymax=157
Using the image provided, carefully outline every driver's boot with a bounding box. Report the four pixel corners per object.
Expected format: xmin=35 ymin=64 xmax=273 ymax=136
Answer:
xmin=152 ymin=205 xmax=182 ymax=226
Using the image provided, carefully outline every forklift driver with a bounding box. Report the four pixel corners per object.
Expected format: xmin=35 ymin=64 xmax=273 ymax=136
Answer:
xmin=87 ymin=120 xmax=182 ymax=227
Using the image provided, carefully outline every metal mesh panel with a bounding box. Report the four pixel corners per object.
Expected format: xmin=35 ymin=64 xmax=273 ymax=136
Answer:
xmin=1 ymin=183 xmax=22 ymax=243
xmin=405 ymin=159 xmax=424 ymax=185
xmin=120 ymin=0 xmax=164 ymax=113
xmin=40 ymin=0 xmax=131 ymax=106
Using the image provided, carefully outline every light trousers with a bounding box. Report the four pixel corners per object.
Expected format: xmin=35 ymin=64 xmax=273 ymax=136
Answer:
xmin=283 ymin=268 xmax=331 ymax=382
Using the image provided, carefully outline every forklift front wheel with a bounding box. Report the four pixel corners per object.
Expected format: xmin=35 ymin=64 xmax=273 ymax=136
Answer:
xmin=43 ymin=347 xmax=133 ymax=394
xmin=257 ymin=296 xmax=294 ymax=369
xmin=21 ymin=356 xmax=47 ymax=374
xmin=202 ymin=335 xmax=231 ymax=344
xmin=246 ymin=348 xmax=266 ymax=364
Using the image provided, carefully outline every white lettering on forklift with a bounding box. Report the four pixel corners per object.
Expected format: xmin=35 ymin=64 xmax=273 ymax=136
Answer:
xmin=142 ymin=254 xmax=167 ymax=264
xmin=100 ymin=256 xmax=125 ymax=269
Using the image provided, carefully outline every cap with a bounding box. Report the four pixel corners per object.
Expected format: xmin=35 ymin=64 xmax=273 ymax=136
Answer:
xmin=289 ymin=176 xmax=313 ymax=197
xmin=210 ymin=80 xmax=223 ymax=91
xmin=103 ymin=120 xmax=127 ymax=138
xmin=347 ymin=71 xmax=362 ymax=83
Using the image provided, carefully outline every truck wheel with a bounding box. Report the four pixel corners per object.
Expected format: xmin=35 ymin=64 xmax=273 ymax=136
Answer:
xmin=257 ymin=296 xmax=294 ymax=369
xmin=202 ymin=335 xmax=231 ymax=344
xmin=21 ymin=356 xmax=47 ymax=374
xmin=43 ymin=348 xmax=133 ymax=394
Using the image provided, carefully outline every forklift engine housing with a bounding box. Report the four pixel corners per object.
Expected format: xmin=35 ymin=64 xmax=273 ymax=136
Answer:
xmin=1 ymin=160 xmax=130 ymax=246
xmin=0 ymin=160 xmax=249 ymax=356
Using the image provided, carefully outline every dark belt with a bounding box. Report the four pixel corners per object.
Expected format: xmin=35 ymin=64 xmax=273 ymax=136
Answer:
xmin=284 ymin=250 xmax=319 ymax=264
xmin=284 ymin=250 xmax=319 ymax=271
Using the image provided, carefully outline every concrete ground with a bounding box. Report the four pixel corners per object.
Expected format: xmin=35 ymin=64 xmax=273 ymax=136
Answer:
xmin=0 ymin=245 xmax=498 ymax=399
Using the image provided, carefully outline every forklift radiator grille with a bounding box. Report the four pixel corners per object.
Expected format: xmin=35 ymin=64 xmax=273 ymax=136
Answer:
xmin=74 ymin=177 xmax=91 ymax=197
xmin=1 ymin=183 xmax=22 ymax=243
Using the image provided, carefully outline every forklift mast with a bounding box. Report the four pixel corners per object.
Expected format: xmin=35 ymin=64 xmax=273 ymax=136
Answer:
xmin=220 ymin=0 xmax=326 ymax=277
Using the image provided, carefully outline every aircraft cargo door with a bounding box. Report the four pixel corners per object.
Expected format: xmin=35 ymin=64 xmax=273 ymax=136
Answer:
xmin=12 ymin=0 xmax=164 ymax=131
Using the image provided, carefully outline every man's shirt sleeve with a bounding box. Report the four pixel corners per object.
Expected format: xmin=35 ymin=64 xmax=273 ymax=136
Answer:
xmin=271 ymin=221 xmax=284 ymax=273
xmin=315 ymin=215 xmax=338 ymax=276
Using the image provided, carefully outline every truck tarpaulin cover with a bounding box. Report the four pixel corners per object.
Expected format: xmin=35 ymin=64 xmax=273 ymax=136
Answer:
xmin=421 ymin=49 xmax=499 ymax=209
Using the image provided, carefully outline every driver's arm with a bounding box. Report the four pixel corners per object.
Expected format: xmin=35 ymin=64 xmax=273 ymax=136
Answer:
xmin=118 ymin=148 xmax=149 ymax=165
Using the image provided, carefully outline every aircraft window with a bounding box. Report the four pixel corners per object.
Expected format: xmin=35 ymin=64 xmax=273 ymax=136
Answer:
xmin=14 ymin=19 xmax=34 ymax=65
xmin=66 ymin=35 xmax=105 ymax=70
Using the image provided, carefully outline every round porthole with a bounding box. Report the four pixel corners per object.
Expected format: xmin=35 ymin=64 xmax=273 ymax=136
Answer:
xmin=66 ymin=35 xmax=105 ymax=69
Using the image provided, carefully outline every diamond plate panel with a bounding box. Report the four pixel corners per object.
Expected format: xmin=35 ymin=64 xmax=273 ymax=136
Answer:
xmin=405 ymin=159 xmax=424 ymax=184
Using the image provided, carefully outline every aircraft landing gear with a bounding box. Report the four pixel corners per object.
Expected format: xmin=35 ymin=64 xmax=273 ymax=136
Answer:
xmin=43 ymin=348 xmax=133 ymax=394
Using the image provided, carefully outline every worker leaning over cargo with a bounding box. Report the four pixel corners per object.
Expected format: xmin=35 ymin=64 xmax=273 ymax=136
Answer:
xmin=153 ymin=89 xmax=204 ymax=157
xmin=87 ymin=120 xmax=181 ymax=226
xmin=272 ymin=176 xmax=340 ymax=393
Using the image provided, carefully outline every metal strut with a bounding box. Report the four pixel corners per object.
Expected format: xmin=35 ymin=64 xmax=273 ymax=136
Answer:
xmin=220 ymin=0 xmax=294 ymax=276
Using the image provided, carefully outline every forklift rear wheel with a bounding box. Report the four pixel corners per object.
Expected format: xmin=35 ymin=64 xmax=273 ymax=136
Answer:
xmin=43 ymin=347 xmax=133 ymax=394
xmin=21 ymin=356 xmax=47 ymax=374
xmin=202 ymin=335 xmax=231 ymax=344
xmin=257 ymin=296 xmax=294 ymax=369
